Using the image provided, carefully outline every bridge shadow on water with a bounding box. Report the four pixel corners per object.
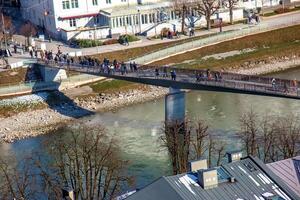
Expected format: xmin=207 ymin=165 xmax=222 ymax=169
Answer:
xmin=28 ymin=64 xmax=94 ymax=118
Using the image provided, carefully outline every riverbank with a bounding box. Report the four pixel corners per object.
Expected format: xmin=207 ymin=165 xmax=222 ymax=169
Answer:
xmin=0 ymin=85 xmax=168 ymax=142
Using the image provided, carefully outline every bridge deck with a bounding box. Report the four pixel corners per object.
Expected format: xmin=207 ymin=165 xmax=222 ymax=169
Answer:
xmin=38 ymin=60 xmax=300 ymax=100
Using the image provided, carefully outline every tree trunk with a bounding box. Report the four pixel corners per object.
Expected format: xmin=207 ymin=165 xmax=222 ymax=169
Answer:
xmin=181 ymin=6 xmax=186 ymax=34
xmin=206 ymin=16 xmax=211 ymax=30
xmin=230 ymin=8 xmax=233 ymax=24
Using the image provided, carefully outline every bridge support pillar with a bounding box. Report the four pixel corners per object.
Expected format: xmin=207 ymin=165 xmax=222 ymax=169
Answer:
xmin=165 ymin=87 xmax=186 ymax=125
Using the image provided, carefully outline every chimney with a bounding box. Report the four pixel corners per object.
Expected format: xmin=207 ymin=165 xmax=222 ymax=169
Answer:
xmin=226 ymin=150 xmax=243 ymax=163
xmin=198 ymin=169 xmax=218 ymax=190
xmin=189 ymin=159 xmax=208 ymax=172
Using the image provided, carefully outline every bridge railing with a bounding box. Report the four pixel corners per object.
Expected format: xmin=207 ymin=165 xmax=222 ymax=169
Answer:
xmin=39 ymin=60 xmax=300 ymax=98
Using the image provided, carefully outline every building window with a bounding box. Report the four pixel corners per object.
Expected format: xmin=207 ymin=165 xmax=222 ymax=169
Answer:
xmin=126 ymin=16 xmax=129 ymax=25
xmin=116 ymin=18 xmax=119 ymax=27
xmin=119 ymin=17 xmax=122 ymax=26
xmin=62 ymin=0 xmax=70 ymax=9
xmin=71 ymin=0 xmax=78 ymax=8
xmin=92 ymin=0 xmax=98 ymax=5
xmin=129 ymin=16 xmax=132 ymax=25
xmin=136 ymin=15 xmax=139 ymax=24
xmin=106 ymin=0 xmax=111 ymax=4
xmin=69 ymin=18 xmax=76 ymax=27
xmin=145 ymin=14 xmax=148 ymax=24
xmin=141 ymin=14 xmax=144 ymax=24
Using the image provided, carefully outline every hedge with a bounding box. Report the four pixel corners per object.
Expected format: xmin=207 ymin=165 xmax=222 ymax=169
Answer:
xmin=75 ymin=39 xmax=103 ymax=48
xmin=118 ymin=34 xmax=140 ymax=44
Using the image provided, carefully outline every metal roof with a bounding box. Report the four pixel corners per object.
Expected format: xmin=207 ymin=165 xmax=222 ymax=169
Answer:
xmin=127 ymin=156 xmax=300 ymax=200
xmin=268 ymin=156 xmax=300 ymax=198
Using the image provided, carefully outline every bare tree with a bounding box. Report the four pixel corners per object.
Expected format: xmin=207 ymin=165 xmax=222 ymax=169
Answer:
xmin=223 ymin=0 xmax=239 ymax=24
xmin=20 ymin=21 xmax=37 ymax=46
xmin=190 ymin=120 xmax=209 ymax=160
xmin=238 ymin=109 xmax=260 ymax=157
xmin=0 ymin=11 xmax=14 ymax=49
xmin=259 ymin=115 xmax=278 ymax=162
xmin=39 ymin=124 xmax=133 ymax=200
xmin=274 ymin=115 xmax=300 ymax=159
xmin=0 ymin=156 xmax=38 ymax=200
xmin=213 ymin=139 xmax=227 ymax=166
xmin=173 ymin=0 xmax=191 ymax=33
xmin=161 ymin=120 xmax=192 ymax=175
xmin=196 ymin=0 xmax=220 ymax=30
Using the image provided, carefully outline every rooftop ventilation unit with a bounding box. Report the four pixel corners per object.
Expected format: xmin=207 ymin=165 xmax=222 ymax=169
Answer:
xmin=189 ymin=159 xmax=208 ymax=172
xmin=226 ymin=150 xmax=243 ymax=163
xmin=198 ymin=169 xmax=218 ymax=190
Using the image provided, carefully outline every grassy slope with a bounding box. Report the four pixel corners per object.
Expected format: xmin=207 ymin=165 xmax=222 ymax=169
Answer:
xmin=91 ymin=33 xmax=216 ymax=62
xmin=0 ymin=68 xmax=28 ymax=85
xmin=89 ymin=80 xmax=136 ymax=93
xmin=150 ymin=24 xmax=300 ymax=70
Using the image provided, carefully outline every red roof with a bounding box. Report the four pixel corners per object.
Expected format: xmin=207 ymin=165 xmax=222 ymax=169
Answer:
xmin=267 ymin=156 xmax=300 ymax=198
xmin=59 ymin=13 xmax=99 ymax=20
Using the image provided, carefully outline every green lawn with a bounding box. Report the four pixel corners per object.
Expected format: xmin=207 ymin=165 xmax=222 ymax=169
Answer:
xmin=90 ymin=80 xmax=136 ymax=93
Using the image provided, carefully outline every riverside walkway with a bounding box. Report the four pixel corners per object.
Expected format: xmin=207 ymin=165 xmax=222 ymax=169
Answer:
xmin=40 ymin=61 xmax=300 ymax=100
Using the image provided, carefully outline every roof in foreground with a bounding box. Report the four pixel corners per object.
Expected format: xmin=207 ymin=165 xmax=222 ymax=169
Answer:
xmin=267 ymin=156 xmax=300 ymax=198
xmin=126 ymin=156 xmax=300 ymax=200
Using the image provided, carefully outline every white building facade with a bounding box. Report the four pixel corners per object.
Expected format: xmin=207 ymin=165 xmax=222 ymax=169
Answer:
xmin=20 ymin=0 xmax=274 ymax=41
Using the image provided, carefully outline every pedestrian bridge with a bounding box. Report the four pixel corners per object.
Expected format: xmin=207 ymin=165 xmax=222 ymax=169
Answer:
xmin=38 ymin=60 xmax=300 ymax=100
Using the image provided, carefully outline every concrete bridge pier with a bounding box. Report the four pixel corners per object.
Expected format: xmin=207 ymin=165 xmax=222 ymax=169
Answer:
xmin=165 ymin=87 xmax=186 ymax=125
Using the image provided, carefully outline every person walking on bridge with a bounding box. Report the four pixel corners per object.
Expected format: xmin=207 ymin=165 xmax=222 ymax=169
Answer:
xmin=155 ymin=68 xmax=159 ymax=78
xmin=271 ymin=78 xmax=276 ymax=90
xmin=171 ymin=70 xmax=176 ymax=81
xmin=163 ymin=67 xmax=168 ymax=78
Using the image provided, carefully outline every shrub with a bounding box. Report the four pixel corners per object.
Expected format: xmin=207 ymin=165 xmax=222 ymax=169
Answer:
xmin=103 ymin=39 xmax=119 ymax=45
xmin=274 ymin=8 xmax=290 ymax=14
xmin=75 ymin=39 xmax=103 ymax=48
xmin=118 ymin=34 xmax=140 ymax=44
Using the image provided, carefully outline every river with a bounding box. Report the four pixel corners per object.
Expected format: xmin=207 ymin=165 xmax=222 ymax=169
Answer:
xmin=1 ymin=67 xmax=300 ymax=192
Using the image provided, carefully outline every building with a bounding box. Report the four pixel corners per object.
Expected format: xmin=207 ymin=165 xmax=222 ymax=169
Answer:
xmin=20 ymin=0 xmax=245 ymax=41
xmin=125 ymin=155 xmax=299 ymax=200
xmin=267 ymin=156 xmax=300 ymax=198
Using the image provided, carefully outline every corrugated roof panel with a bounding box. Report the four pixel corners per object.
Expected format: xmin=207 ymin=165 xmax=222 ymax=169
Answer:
xmin=127 ymin=157 xmax=299 ymax=200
